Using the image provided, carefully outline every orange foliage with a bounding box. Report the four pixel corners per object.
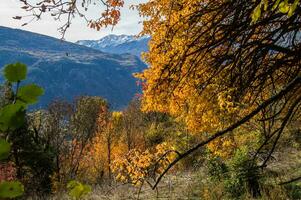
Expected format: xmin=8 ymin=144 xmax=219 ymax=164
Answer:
xmin=135 ymin=0 xmax=300 ymax=157
xmin=111 ymin=142 xmax=176 ymax=186
xmin=88 ymin=0 xmax=124 ymax=30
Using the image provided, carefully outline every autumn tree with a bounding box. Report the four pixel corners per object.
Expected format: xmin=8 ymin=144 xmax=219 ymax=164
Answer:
xmin=107 ymin=112 xmax=123 ymax=181
xmin=111 ymin=142 xmax=177 ymax=191
xmin=121 ymin=99 xmax=171 ymax=150
xmin=77 ymin=106 xmax=127 ymax=184
xmin=121 ymin=99 xmax=194 ymax=155
xmin=135 ymin=0 xmax=301 ymax=188
xmin=121 ymin=99 xmax=146 ymax=151
xmin=68 ymin=96 xmax=107 ymax=178
xmin=35 ymin=97 xmax=107 ymax=189
xmin=85 ymin=106 xmax=124 ymax=183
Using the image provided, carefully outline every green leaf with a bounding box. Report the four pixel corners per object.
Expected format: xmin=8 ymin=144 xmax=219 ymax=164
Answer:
xmin=0 ymin=181 xmax=24 ymax=199
xmin=3 ymin=63 xmax=27 ymax=83
xmin=288 ymin=0 xmax=299 ymax=17
xmin=69 ymin=184 xmax=84 ymax=199
xmin=67 ymin=181 xmax=91 ymax=200
xmin=279 ymin=1 xmax=290 ymax=13
xmin=262 ymin=0 xmax=268 ymax=11
xmin=0 ymin=139 xmax=10 ymax=160
xmin=272 ymin=0 xmax=281 ymax=10
xmin=0 ymin=103 xmax=25 ymax=132
xmin=251 ymin=4 xmax=262 ymax=23
xmin=18 ymin=84 xmax=44 ymax=104
xmin=67 ymin=180 xmax=80 ymax=189
xmin=82 ymin=185 xmax=92 ymax=197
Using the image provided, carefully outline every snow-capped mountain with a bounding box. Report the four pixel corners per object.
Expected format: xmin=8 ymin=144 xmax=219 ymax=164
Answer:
xmin=77 ymin=35 xmax=140 ymax=48
xmin=76 ymin=34 xmax=150 ymax=59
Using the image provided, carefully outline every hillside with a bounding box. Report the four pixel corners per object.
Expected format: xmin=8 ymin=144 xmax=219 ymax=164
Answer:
xmin=0 ymin=26 xmax=147 ymax=109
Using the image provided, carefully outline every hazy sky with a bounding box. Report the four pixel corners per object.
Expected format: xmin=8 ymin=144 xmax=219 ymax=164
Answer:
xmin=0 ymin=0 xmax=146 ymax=42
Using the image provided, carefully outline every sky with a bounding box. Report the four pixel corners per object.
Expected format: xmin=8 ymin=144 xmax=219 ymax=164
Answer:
xmin=0 ymin=0 xmax=146 ymax=42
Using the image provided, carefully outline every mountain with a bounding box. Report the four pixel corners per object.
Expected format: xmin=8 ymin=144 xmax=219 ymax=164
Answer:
xmin=0 ymin=26 xmax=147 ymax=109
xmin=76 ymin=34 xmax=150 ymax=58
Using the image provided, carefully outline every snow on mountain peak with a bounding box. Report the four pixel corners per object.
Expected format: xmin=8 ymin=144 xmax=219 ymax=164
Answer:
xmin=77 ymin=34 xmax=149 ymax=49
xmin=76 ymin=34 xmax=150 ymax=57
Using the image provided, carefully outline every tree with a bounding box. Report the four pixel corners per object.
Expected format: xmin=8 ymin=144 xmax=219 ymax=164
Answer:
xmin=103 ymin=111 xmax=123 ymax=182
xmin=122 ymin=99 xmax=145 ymax=151
xmin=36 ymin=100 xmax=74 ymax=188
xmin=41 ymin=97 xmax=107 ymax=188
xmin=111 ymin=142 xmax=176 ymax=189
xmin=68 ymin=96 xmax=107 ymax=179
xmin=135 ymin=0 xmax=301 ymax=188
xmin=76 ymin=106 xmax=128 ymax=184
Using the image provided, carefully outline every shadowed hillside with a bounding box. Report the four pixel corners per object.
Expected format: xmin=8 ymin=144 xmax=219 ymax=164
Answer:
xmin=0 ymin=26 xmax=147 ymax=109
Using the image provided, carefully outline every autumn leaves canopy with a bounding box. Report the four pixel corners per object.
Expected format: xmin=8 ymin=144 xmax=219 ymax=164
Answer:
xmin=135 ymin=0 xmax=300 ymax=134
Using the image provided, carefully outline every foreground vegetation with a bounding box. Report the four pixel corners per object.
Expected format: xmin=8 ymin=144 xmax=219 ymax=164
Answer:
xmin=0 ymin=62 xmax=300 ymax=200
xmin=1 ymin=0 xmax=301 ymax=199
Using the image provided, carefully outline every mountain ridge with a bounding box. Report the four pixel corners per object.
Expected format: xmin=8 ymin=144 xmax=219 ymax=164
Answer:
xmin=0 ymin=26 xmax=147 ymax=109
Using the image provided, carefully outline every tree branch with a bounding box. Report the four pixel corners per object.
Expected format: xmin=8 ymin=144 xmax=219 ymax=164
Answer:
xmin=152 ymin=76 xmax=301 ymax=189
xmin=279 ymin=176 xmax=301 ymax=185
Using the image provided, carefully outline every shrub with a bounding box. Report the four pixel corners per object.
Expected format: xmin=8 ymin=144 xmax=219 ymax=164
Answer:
xmin=225 ymin=147 xmax=262 ymax=198
xmin=284 ymin=182 xmax=301 ymax=200
xmin=206 ymin=156 xmax=228 ymax=182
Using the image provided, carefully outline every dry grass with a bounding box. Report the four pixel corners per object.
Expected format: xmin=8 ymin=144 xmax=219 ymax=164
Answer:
xmin=35 ymin=146 xmax=301 ymax=200
xmin=47 ymin=171 xmax=204 ymax=200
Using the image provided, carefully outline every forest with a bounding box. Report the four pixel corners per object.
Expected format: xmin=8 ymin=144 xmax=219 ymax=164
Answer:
xmin=0 ymin=0 xmax=301 ymax=199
